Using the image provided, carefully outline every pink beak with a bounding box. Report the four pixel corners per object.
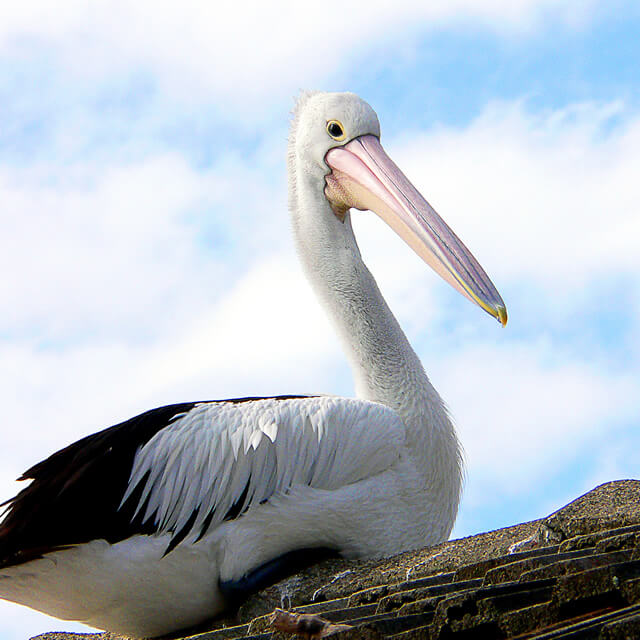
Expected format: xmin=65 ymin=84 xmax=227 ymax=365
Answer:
xmin=324 ymin=135 xmax=507 ymax=326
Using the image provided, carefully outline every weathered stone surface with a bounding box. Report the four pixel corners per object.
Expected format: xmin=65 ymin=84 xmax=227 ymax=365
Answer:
xmin=499 ymin=601 xmax=558 ymax=638
xmin=601 ymin=611 xmax=640 ymax=639
xmin=377 ymin=590 xmax=440 ymax=614
xmin=542 ymin=480 xmax=640 ymax=541
xmin=559 ymin=524 xmax=640 ymax=552
xmin=31 ymin=635 xmax=115 ymax=640
xmin=518 ymin=549 xmax=633 ymax=583
xmin=596 ymin=531 xmax=640 ymax=553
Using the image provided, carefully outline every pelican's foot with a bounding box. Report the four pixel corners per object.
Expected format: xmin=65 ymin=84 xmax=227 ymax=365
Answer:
xmin=219 ymin=547 xmax=337 ymax=608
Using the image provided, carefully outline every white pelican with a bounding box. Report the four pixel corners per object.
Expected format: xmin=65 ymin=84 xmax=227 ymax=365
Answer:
xmin=0 ymin=91 xmax=506 ymax=637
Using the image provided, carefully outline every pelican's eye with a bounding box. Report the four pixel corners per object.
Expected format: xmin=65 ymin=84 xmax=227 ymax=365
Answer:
xmin=326 ymin=120 xmax=346 ymax=141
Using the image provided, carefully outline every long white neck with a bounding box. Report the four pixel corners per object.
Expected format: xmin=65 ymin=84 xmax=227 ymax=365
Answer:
xmin=289 ymin=163 xmax=462 ymax=520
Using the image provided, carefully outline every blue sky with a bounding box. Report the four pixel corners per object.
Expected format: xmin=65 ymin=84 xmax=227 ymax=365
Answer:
xmin=1 ymin=2 xmax=639 ymax=638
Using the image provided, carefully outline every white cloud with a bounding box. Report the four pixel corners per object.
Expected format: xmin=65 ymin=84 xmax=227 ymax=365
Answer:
xmin=0 ymin=1 xmax=604 ymax=113
xmin=437 ymin=340 xmax=638 ymax=499
xmin=0 ymin=146 xmax=293 ymax=342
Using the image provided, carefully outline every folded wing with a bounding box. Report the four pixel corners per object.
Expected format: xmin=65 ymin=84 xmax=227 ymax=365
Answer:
xmin=121 ymin=396 xmax=405 ymax=553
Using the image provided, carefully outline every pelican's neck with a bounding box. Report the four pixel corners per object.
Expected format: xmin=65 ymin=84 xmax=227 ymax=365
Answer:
xmin=290 ymin=169 xmax=461 ymax=481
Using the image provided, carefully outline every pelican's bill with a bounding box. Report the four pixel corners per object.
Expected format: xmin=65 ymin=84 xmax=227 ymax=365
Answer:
xmin=324 ymin=135 xmax=507 ymax=326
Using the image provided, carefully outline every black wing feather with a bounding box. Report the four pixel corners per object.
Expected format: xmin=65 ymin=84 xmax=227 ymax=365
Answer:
xmin=0 ymin=395 xmax=311 ymax=568
xmin=0 ymin=402 xmax=197 ymax=568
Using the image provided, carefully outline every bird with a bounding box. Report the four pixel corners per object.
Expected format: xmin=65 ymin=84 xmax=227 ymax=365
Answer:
xmin=0 ymin=91 xmax=506 ymax=638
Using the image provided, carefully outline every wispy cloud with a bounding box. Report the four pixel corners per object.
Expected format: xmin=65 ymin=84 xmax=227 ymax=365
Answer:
xmin=0 ymin=1 xmax=605 ymax=113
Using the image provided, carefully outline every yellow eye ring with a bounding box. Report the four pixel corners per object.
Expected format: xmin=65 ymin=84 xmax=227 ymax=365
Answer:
xmin=326 ymin=120 xmax=346 ymax=141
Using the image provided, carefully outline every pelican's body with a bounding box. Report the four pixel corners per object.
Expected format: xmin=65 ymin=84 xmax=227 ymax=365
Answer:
xmin=0 ymin=92 xmax=505 ymax=637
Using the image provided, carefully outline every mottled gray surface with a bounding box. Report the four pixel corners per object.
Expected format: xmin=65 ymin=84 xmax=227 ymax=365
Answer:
xmin=28 ymin=479 xmax=640 ymax=640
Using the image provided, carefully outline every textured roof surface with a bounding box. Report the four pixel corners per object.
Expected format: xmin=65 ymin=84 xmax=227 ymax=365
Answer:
xmin=32 ymin=479 xmax=640 ymax=640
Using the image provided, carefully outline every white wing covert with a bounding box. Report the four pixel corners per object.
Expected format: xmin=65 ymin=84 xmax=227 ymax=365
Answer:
xmin=120 ymin=397 xmax=405 ymax=549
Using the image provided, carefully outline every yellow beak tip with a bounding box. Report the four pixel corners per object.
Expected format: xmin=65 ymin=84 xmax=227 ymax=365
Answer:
xmin=497 ymin=306 xmax=508 ymax=327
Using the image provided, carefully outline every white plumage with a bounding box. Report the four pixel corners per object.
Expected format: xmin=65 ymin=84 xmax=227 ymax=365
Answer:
xmin=0 ymin=91 xmax=506 ymax=637
xmin=124 ymin=398 xmax=403 ymax=541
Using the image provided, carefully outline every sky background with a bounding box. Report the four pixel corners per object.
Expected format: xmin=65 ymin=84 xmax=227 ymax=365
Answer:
xmin=1 ymin=1 xmax=639 ymax=638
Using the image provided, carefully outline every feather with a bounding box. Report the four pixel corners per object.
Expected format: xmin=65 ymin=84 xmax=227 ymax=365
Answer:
xmin=121 ymin=397 xmax=403 ymax=548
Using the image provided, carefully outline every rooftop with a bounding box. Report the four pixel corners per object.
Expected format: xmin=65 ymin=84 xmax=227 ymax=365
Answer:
xmin=33 ymin=479 xmax=640 ymax=640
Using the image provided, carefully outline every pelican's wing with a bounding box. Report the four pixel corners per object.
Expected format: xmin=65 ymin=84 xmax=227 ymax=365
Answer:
xmin=0 ymin=401 xmax=201 ymax=567
xmin=121 ymin=396 xmax=405 ymax=553
xmin=0 ymin=396 xmax=306 ymax=567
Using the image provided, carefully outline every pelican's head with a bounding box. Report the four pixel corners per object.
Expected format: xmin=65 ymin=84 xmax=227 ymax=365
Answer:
xmin=289 ymin=91 xmax=507 ymax=327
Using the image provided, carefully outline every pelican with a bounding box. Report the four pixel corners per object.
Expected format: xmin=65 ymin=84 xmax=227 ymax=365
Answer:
xmin=0 ymin=91 xmax=506 ymax=637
